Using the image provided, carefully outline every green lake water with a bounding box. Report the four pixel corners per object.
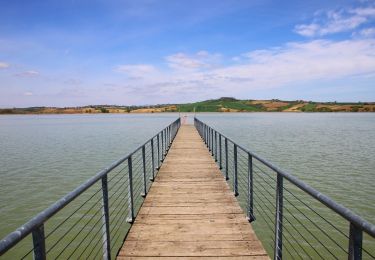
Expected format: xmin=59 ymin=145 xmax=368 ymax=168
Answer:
xmin=197 ymin=113 xmax=375 ymax=259
xmin=0 ymin=113 xmax=374 ymax=259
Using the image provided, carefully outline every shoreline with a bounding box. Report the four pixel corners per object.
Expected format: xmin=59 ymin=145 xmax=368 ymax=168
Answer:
xmin=1 ymin=111 xmax=375 ymax=115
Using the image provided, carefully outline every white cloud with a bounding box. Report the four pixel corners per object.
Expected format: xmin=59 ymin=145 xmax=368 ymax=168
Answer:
xmin=165 ymin=51 xmax=221 ymax=70
xmin=166 ymin=53 xmax=205 ymax=70
xmin=23 ymin=92 xmax=33 ymax=96
xmin=15 ymin=70 xmax=40 ymax=77
xmin=359 ymin=27 xmax=375 ymax=37
xmin=209 ymin=39 xmax=375 ymax=89
xmin=294 ymin=24 xmax=321 ymax=37
xmin=0 ymin=62 xmax=10 ymax=69
xmin=350 ymin=7 xmax=375 ymax=16
xmin=115 ymin=39 xmax=375 ymax=100
xmin=295 ymin=6 xmax=375 ymax=37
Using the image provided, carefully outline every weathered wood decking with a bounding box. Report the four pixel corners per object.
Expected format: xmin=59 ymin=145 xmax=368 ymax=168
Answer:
xmin=118 ymin=125 xmax=268 ymax=259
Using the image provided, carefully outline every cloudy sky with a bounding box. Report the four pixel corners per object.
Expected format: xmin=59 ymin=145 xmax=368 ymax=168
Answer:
xmin=0 ymin=0 xmax=375 ymax=107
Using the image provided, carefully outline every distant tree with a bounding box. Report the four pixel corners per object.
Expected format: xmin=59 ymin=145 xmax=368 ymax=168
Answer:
xmin=218 ymin=97 xmax=238 ymax=102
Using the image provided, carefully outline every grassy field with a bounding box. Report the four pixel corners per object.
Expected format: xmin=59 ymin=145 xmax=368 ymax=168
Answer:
xmin=1 ymin=98 xmax=375 ymax=114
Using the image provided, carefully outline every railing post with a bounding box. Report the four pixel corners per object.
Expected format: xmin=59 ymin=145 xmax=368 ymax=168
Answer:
xmin=233 ymin=144 xmax=238 ymax=196
xmin=208 ymin=127 xmax=210 ymax=149
xmin=142 ymin=145 xmax=147 ymax=197
xmin=274 ymin=173 xmax=283 ymax=260
xmin=171 ymin=123 xmax=175 ymax=141
xmin=157 ymin=134 xmax=161 ymax=169
xmin=210 ymin=128 xmax=212 ymax=151
xmin=165 ymin=128 xmax=168 ymax=153
xmin=101 ymin=175 xmax=111 ymax=260
xmin=170 ymin=125 xmax=172 ymax=144
xmin=348 ymin=223 xmax=363 ymax=260
xmin=208 ymin=127 xmax=211 ymax=151
xmin=225 ymin=138 xmax=229 ymax=180
xmin=211 ymin=129 xmax=214 ymax=156
xmin=166 ymin=126 xmax=169 ymax=149
xmin=219 ymin=134 xmax=222 ymax=169
xmin=32 ymin=224 xmax=46 ymax=260
xmin=212 ymin=129 xmax=215 ymax=156
xmin=166 ymin=128 xmax=168 ymax=149
xmin=127 ymin=156 xmax=134 ymax=223
xmin=161 ymin=130 xmax=165 ymax=159
xmin=164 ymin=129 xmax=166 ymax=156
xmin=151 ymin=139 xmax=155 ymax=181
xmin=206 ymin=126 xmax=209 ymax=147
xmin=170 ymin=125 xmax=172 ymax=143
xmin=215 ymin=131 xmax=218 ymax=162
xmin=167 ymin=126 xmax=170 ymax=150
xmin=247 ymin=153 xmax=255 ymax=222
xmin=164 ymin=129 xmax=167 ymax=154
xmin=176 ymin=120 xmax=178 ymax=136
xmin=203 ymin=124 xmax=205 ymax=140
xmin=204 ymin=125 xmax=208 ymax=147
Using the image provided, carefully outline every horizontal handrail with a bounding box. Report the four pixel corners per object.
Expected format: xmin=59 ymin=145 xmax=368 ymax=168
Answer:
xmin=0 ymin=117 xmax=181 ymax=257
xmin=194 ymin=117 xmax=375 ymax=238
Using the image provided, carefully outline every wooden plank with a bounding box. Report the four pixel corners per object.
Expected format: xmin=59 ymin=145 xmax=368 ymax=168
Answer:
xmin=126 ymin=223 xmax=256 ymax=240
xmin=133 ymin=216 xmax=251 ymax=225
xmin=134 ymin=213 xmax=247 ymax=221
xmin=138 ymin=206 xmax=243 ymax=215
xmin=118 ymin=257 xmax=269 ymax=260
xmin=117 ymin=124 xmax=269 ymax=259
xmin=118 ymin=241 xmax=266 ymax=257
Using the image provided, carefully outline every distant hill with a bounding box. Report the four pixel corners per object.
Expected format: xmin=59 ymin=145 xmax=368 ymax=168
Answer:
xmin=176 ymin=98 xmax=375 ymax=112
xmin=1 ymin=98 xmax=375 ymax=114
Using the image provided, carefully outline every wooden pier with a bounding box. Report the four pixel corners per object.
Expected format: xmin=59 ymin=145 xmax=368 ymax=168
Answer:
xmin=118 ymin=124 xmax=268 ymax=259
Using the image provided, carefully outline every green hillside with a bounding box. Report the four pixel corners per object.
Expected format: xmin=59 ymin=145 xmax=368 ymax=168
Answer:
xmin=177 ymin=97 xmax=263 ymax=112
xmin=176 ymin=98 xmax=375 ymax=112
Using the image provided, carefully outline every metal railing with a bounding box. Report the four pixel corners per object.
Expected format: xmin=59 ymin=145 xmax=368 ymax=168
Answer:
xmin=0 ymin=118 xmax=181 ymax=259
xmin=194 ymin=117 xmax=375 ymax=260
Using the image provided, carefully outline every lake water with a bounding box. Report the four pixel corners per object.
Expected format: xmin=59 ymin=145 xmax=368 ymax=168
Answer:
xmin=198 ymin=113 xmax=375 ymax=223
xmin=0 ymin=113 xmax=374 ymax=258
xmin=197 ymin=113 xmax=375 ymax=258
xmin=0 ymin=114 xmax=177 ymax=239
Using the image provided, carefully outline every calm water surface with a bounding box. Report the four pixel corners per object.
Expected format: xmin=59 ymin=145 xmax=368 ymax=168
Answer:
xmin=0 ymin=113 xmax=374 ymax=257
xmin=0 ymin=114 xmax=178 ymax=239
xmin=197 ymin=113 xmax=375 ymax=224
xmin=197 ymin=113 xmax=375 ymax=258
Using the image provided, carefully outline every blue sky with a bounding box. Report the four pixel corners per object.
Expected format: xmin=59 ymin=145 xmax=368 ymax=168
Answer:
xmin=0 ymin=0 xmax=375 ymax=107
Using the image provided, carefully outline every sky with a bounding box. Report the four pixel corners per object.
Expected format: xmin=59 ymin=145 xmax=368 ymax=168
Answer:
xmin=0 ymin=0 xmax=375 ymax=107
